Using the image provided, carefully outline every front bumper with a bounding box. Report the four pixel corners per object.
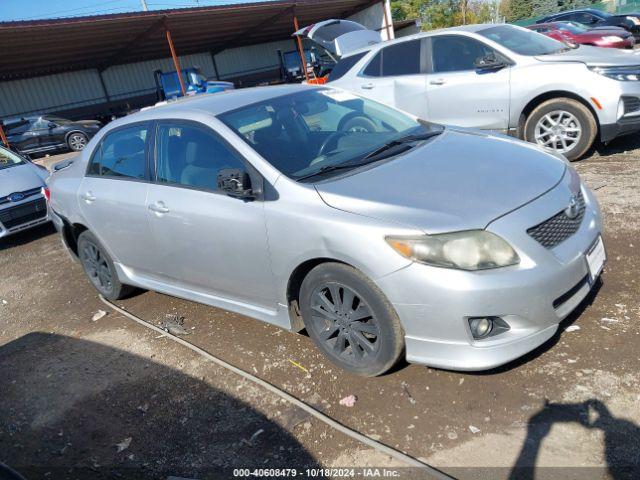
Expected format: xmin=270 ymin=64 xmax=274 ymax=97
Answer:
xmin=377 ymin=178 xmax=603 ymax=371
xmin=601 ymin=114 xmax=640 ymax=143
xmin=0 ymin=195 xmax=50 ymax=239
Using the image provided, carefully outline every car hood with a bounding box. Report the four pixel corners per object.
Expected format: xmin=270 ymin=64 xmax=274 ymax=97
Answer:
xmin=577 ymin=28 xmax=632 ymax=38
xmin=535 ymin=44 xmax=640 ymax=66
xmin=314 ymin=129 xmax=566 ymax=234
xmin=0 ymin=163 xmax=47 ymax=197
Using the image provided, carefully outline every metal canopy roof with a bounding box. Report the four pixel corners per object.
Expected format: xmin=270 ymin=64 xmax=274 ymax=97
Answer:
xmin=0 ymin=0 xmax=380 ymax=80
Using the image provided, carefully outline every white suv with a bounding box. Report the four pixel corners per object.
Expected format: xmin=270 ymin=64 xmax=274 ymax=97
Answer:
xmin=299 ymin=22 xmax=640 ymax=160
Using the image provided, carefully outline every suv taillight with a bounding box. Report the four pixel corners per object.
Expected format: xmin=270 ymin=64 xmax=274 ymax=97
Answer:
xmin=42 ymin=187 xmax=51 ymax=202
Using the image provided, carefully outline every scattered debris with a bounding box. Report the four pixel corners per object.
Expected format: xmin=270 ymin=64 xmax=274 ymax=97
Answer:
xmin=288 ymin=359 xmax=309 ymax=373
xmin=280 ymin=407 xmax=311 ymax=429
xmin=137 ymin=403 xmax=149 ymax=414
xmin=115 ymin=437 xmax=132 ymax=453
xmin=601 ymin=317 xmax=619 ymax=323
xmin=339 ymin=394 xmax=357 ymax=407
xmin=162 ymin=314 xmax=190 ymax=336
xmin=565 ymin=325 xmax=580 ymax=332
xmin=242 ymin=429 xmax=265 ymax=447
xmin=91 ymin=310 xmax=107 ymax=322
xmin=447 ymin=431 xmax=458 ymax=440
xmin=468 ymin=425 xmax=481 ymax=434
xmin=458 ymin=378 xmax=464 ymax=386
xmin=401 ymin=381 xmax=417 ymax=405
xmin=1 ymin=299 xmax=7 ymax=305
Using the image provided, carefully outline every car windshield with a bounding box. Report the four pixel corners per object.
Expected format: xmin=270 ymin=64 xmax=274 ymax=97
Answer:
xmin=479 ymin=25 xmax=568 ymax=55
xmin=45 ymin=116 xmax=72 ymax=124
xmin=0 ymin=147 xmax=25 ymax=170
xmin=219 ymin=89 xmax=440 ymax=181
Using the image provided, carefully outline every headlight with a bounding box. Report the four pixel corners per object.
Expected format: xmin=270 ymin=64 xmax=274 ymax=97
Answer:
xmin=589 ymin=65 xmax=640 ymax=81
xmin=602 ymin=36 xmax=624 ymax=43
xmin=386 ymin=231 xmax=520 ymax=271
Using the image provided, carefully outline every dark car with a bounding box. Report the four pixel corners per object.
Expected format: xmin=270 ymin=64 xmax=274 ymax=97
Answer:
xmin=2 ymin=115 xmax=102 ymax=156
xmin=537 ymin=9 xmax=640 ymax=39
xmin=528 ymin=22 xmax=635 ymax=49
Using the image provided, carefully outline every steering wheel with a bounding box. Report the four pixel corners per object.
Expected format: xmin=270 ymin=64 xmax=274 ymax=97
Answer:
xmin=318 ymin=131 xmax=348 ymax=157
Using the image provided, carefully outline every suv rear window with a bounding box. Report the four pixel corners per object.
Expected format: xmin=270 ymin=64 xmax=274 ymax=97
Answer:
xmin=328 ymin=51 xmax=368 ymax=81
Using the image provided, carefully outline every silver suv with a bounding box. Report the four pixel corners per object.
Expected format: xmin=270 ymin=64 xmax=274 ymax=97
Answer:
xmin=303 ymin=22 xmax=640 ymax=160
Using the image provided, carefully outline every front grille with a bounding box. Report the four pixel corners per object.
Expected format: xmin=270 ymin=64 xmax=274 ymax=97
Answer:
xmin=527 ymin=191 xmax=586 ymax=249
xmin=0 ymin=187 xmax=42 ymax=206
xmin=622 ymin=96 xmax=640 ymax=115
xmin=0 ymin=198 xmax=47 ymax=229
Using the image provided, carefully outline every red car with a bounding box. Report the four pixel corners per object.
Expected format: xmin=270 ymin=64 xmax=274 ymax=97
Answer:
xmin=528 ymin=21 xmax=636 ymax=49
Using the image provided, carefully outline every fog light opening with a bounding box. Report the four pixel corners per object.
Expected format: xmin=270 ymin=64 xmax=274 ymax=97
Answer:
xmin=469 ymin=317 xmax=494 ymax=339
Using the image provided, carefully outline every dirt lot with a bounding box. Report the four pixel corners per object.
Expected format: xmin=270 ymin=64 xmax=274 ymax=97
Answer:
xmin=1 ymin=138 xmax=639 ymax=480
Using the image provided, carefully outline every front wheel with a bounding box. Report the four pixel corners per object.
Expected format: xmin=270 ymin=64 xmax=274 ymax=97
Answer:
xmin=299 ymin=263 xmax=404 ymax=376
xmin=523 ymin=98 xmax=597 ymax=161
xmin=67 ymin=132 xmax=88 ymax=152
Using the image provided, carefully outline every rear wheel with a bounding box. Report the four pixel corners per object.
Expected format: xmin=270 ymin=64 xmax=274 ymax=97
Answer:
xmin=299 ymin=263 xmax=404 ymax=376
xmin=77 ymin=231 xmax=133 ymax=300
xmin=524 ymin=98 xmax=597 ymax=161
xmin=67 ymin=132 xmax=88 ymax=152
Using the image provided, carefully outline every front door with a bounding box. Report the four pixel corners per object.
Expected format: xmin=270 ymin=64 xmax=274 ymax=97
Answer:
xmin=425 ymin=35 xmax=511 ymax=131
xmin=146 ymin=121 xmax=276 ymax=310
xmin=78 ymin=122 xmax=156 ymax=273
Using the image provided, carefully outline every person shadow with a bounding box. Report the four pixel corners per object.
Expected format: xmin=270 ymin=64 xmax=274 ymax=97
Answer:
xmin=510 ymin=399 xmax=640 ymax=480
xmin=0 ymin=332 xmax=321 ymax=480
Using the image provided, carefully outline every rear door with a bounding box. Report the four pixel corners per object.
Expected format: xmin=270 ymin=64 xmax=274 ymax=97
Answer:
xmin=424 ymin=34 xmax=511 ymax=130
xmin=145 ymin=120 xmax=276 ymax=309
xmin=78 ymin=122 xmax=157 ymax=273
xmin=350 ymin=39 xmax=429 ymax=119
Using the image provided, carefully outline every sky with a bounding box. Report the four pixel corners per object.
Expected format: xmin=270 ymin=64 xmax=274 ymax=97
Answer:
xmin=0 ymin=0 xmax=277 ymax=22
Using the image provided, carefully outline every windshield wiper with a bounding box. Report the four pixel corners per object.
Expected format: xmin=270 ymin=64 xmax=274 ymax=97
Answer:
xmin=362 ymin=130 xmax=443 ymax=162
xmin=296 ymin=130 xmax=443 ymax=182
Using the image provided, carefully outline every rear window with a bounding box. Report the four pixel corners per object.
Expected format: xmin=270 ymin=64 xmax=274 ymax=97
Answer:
xmin=87 ymin=124 xmax=148 ymax=179
xmin=328 ymin=51 xmax=367 ymax=81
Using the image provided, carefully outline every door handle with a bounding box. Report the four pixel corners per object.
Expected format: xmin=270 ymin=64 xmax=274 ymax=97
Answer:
xmin=361 ymin=83 xmax=375 ymax=90
xmin=429 ymin=79 xmax=446 ymax=85
xmin=149 ymin=202 xmax=170 ymax=214
xmin=81 ymin=191 xmax=96 ymax=203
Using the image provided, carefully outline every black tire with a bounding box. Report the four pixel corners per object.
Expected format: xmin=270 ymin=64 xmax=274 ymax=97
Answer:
xmin=77 ymin=231 xmax=133 ymax=300
xmin=523 ymin=98 xmax=597 ymax=161
xmin=299 ymin=263 xmax=404 ymax=376
xmin=67 ymin=132 xmax=88 ymax=152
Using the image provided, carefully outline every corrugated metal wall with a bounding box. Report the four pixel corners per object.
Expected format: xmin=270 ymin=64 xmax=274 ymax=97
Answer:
xmin=214 ymin=38 xmax=297 ymax=78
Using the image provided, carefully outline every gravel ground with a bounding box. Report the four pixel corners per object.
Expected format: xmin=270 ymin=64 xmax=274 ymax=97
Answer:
xmin=1 ymin=136 xmax=639 ymax=479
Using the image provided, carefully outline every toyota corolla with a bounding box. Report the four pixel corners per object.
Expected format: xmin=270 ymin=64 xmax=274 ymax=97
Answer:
xmin=47 ymin=86 xmax=605 ymax=376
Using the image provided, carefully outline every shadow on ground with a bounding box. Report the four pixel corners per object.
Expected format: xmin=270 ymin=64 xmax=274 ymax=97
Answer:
xmin=595 ymin=135 xmax=640 ymax=157
xmin=0 ymin=223 xmax=56 ymax=252
xmin=510 ymin=399 xmax=640 ymax=480
xmin=0 ymin=333 xmax=320 ymax=479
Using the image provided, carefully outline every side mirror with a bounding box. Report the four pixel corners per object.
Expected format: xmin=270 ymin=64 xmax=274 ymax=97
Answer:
xmin=217 ymin=168 xmax=254 ymax=200
xmin=474 ymin=54 xmax=507 ymax=73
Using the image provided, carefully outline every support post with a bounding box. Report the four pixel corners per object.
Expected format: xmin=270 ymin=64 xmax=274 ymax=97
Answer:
xmin=0 ymin=124 xmax=8 ymax=148
xmin=381 ymin=0 xmax=392 ymax=40
xmin=165 ymin=25 xmax=187 ymax=96
xmin=293 ymin=14 xmax=310 ymax=83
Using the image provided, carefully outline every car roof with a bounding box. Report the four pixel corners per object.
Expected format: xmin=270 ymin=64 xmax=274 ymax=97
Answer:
xmin=340 ymin=23 xmax=503 ymax=58
xmin=548 ymin=8 xmax=608 ymax=17
xmin=107 ymin=84 xmax=320 ymax=125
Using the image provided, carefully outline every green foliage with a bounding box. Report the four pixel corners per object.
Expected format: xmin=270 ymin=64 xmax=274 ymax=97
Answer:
xmin=391 ymin=0 xmax=499 ymax=29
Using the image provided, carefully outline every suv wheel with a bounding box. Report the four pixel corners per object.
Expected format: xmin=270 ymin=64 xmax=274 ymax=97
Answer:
xmin=67 ymin=132 xmax=88 ymax=152
xmin=524 ymin=98 xmax=597 ymax=161
xmin=299 ymin=263 xmax=404 ymax=376
xmin=77 ymin=231 xmax=133 ymax=300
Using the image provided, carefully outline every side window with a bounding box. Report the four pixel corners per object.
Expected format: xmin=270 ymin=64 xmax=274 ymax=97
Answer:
xmin=431 ymin=36 xmax=496 ymax=73
xmin=155 ymin=123 xmax=245 ymax=192
xmin=363 ymin=51 xmax=382 ymax=76
xmin=29 ymin=118 xmax=47 ymax=131
xmin=328 ymin=51 xmax=367 ymax=81
xmin=381 ymin=40 xmax=422 ymax=76
xmin=87 ymin=124 xmax=147 ymax=179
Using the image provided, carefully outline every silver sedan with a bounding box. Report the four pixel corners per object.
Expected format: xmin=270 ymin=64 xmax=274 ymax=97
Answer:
xmin=47 ymin=85 xmax=604 ymax=376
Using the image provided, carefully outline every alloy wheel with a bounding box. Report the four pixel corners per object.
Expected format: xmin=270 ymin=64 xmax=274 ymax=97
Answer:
xmin=80 ymin=240 xmax=113 ymax=294
xmin=309 ymin=282 xmax=380 ymax=364
xmin=534 ymin=110 xmax=582 ymax=154
xmin=68 ymin=133 xmax=87 ymax=151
